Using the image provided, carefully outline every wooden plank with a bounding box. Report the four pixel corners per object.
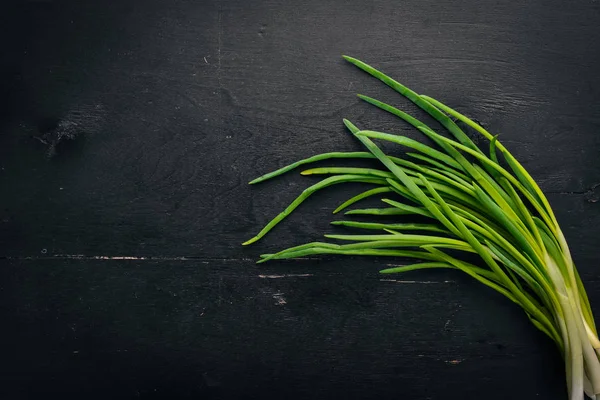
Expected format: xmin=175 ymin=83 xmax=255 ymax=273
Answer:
xmin=0 ymin=0 xmax=599 ymax=399
xmin=0 ymin=258 xmax=568 ymax=399
xmin=1 ymin=1 xmax=600 ymax=259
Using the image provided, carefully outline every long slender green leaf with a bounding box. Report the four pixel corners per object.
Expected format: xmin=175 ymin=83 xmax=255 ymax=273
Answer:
xmin=258 ymin=242 xmax=341 ymax=263
xmin=243 ymin=174 xmax=388 ymax=245
xmin=331 ymin=220 xmax=449 ymax=234
xmin=355 ymin=95 xmax=471 ymax=172
xmin=264 ymin=247 xmax=441 ymax=261
xmin=358 ymin=130 xmax=462 ymax=170
xmin=379 ymin=262 xmax=453 ymax=274
xmin=419 ymin=94 xmax=558 ymax=228
xmin=324 ymin=233 xmax=468 ymax=248
xmin=490 ymin=135 xmax=500 ymax=164
xmin=345 ymin=207 xmax=417 ymax=216
xmin=343 ymin=56 xmax=484 ymax=154
xmin=407 ymin=153 xmax=470 ymax=181
xmin=249 ymin=151 xmax=375 ymax=184
xmin=430 ymin=166 xmax=473 ymax=189
xmin=381 ymin=198 xmax=433 ymax=218
xmin=302 ymin=167 xmax=393 ymax=179
xmin=333 ymin=186 xmax=393 ymax=214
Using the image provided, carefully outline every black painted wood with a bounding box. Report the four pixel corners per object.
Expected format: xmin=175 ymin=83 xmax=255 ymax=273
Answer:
xmin=1 ymin=0 xmax=600 ymax=399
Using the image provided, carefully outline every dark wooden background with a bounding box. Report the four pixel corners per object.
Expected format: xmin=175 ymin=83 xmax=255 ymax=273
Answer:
xmin=1 ymin=1 xmax=600 ymax=399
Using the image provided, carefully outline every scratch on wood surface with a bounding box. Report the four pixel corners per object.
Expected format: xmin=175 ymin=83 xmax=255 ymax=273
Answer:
xmin=176 ymin=90 xmax=203 ymax=110
xmin=379 ymin=279 xmax=454 ymax=284
xmin=258 ymin=274 xmax=313 ymax=279
xmin=216 ymin=0 xmax=223 ymax=141
xmin=53 ymin=254 xmax=152 ymax=260
xmin=273 ymin=292 xmax=287 ymax=306
xmin=553 ymin=182 xmax=600 ymax=201
xmin=217 ymin=0 xmax=222 ymax=85
xmin=445 ymin=359 xmax=463 ymax=365
xmin=4 ymin=255 xmax=256 ymax=262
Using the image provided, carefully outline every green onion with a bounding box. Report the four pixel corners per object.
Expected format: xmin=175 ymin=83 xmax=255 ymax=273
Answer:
xmin=244 ymin=56 xmax=599 ymax=400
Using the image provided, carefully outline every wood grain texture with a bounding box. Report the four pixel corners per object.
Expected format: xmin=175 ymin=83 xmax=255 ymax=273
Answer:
xmin=1 ymin=0 xmax=599 ymax=399
xmin=0 ymin=259 xmax=566 ymax=399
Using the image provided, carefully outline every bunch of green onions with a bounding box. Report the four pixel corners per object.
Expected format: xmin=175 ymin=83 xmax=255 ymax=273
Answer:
xmin=243 ymin=56 xmax=599 ymax=400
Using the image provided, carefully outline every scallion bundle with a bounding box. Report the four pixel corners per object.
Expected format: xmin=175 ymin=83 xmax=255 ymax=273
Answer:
xmin=244 ymin=56 xmax=599 ymax=400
